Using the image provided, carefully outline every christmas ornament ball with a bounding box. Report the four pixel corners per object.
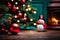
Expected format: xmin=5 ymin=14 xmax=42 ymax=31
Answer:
xmin=11 ymin=23 xmax=19 ymax=27
xmin=10 ymin=23 xmax=20 ymax=33
xmin=22 ymin=17 xmax=27 ymax=23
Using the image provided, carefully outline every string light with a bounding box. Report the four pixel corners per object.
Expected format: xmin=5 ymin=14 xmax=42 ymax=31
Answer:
xmin=32 ymin=11 xmax=36 ymax=14
xmin=30 ymin=19 xmax=33 ymax=21
xmin=23 ymin=4 xmax=25 ymax=7
xmin=34 ymin=23 xmax=37 ymax=26
xmin=11 ymin=0 xmax=14 ymax=1
xmin=28 ymin=7 xmax=31 ymax=11
xmin=15 ymin=15 xmax=17 ymax=18
xmin=26 ymin=8 xmax=29 ymax=11
xmin=27 ymin=5 xmax=30 ymax=7
xmin=17 ymin=20 xmax=20 ymax=23
xmin=15 ymin=2 xmax=18 ymax=5
xmin=24 ymin=13 xmax=27 ymax=16
xmin=16 ymin=7 xmax=19 ymax=10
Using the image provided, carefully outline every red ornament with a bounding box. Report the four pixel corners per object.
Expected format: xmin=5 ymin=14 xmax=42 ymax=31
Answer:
xmin=8 ymin=2 xmax=12 ymax=8
xmin=15 ymin=12 xmax=22 ymax=18
xmin=10 ymin=23 xmax=20 ymax=33
xmin=2 ymin=28 xmax=4 ymax=31
xmin=12 ymin=5 xmax=17 ymax=12
xmin=17 ymin=12 xmax=22 ymax=18
xmin=21 ymin=0 xmax=26 ymax=4
xmin=22 ymin=17 xmax=27 ymax=23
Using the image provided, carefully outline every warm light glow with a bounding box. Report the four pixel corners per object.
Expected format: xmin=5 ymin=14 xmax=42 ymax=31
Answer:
xmin=27 ymin=5 xmax=30 ymax=7
xmin=17 ymin=20 xmax=20 ymax=23
xmin=16 ymin=7 xmax=19 ymax=10
xmin=15 ymin=15 xmax=17 ymax=18
xmin=11 ymin=0 xmax=14 ymax=2
xmin=23 ymin=4 xmax=25 ymax=6
xmin=26 ymin=9 xmax=29 ymax=11
xmin=28 ymin=8 xmax=31 ymax=11
xmin=52 ymin=17 xmax=58 ymax=25
xmin=32 ymin=11 xmax=36 ymax=14
xmin=15 ymin=2 xmax=18 ymax=5
xmin=34 ymin=23 xmax=36 ymax=26
xmin=24 ymin=13 xmax=27 ymax=16
xmin=30 ymin=19 xmax=33 ymax=21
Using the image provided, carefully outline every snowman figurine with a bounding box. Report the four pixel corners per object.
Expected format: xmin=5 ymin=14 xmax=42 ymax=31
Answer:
xmin=37 ymin=15 xmax=47 ymax=32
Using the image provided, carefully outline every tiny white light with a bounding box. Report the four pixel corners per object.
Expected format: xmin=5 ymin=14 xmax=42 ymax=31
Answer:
xmin=23 ymin=4 xmax=25 ymax=6
xmin=30 ymin=19 xmax=33 ymax=21
xmin=16 ymin=7 xmax=19 ymax=10
xmin=26 ymin=9 xmax=28 ymax=11
xmin=11 ymin=0 xmax=14 ymax=2
xmin=34 ymin=23 xmax=37 ymax=25
xmin=15 ymin=15 xmax=17 ymax=18
xmin=28 ymin=8 xmax=31 ymax=11
xmin=33 ymin=11 xmax=36 ymax=14
xmin=24 ymin=13 xmax=27 ymax=16
xmin=15 ymin=2 xmax=18 ymax=5
xmin=17 ymin=20 xmax=20 ymax=23
xmin=27 ymin=5 xmax=30 ymax=7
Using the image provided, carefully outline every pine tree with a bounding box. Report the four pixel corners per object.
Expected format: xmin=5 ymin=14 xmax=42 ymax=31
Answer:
xmin=0 ymin=0 xmax=37 ymax=29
